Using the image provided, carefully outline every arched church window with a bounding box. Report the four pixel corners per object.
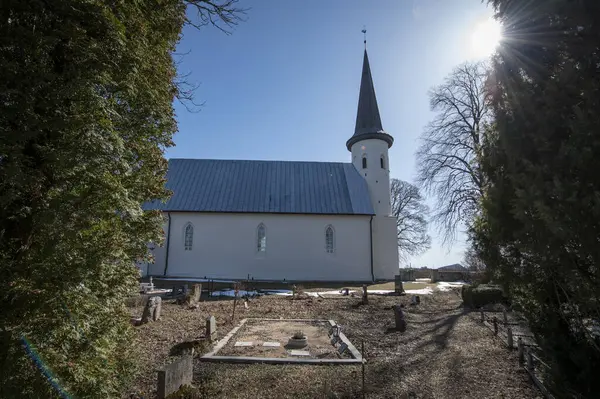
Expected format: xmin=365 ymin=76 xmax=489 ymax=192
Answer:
xmin=184 ymin=223 xmax=193 ymax=251
xmin=362 ymin=155 xmax=367 ymax=169
xmin=257 ymin=223 xmax=267 ymax=252
xmin=325 ymin=225 xmax=335 ymax=253
xmin=380 ymin=155 xmax=386 ymax=169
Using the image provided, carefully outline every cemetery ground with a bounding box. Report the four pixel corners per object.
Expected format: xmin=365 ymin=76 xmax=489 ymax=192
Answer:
xmin=125 ymin=288 xmax=541 ymax=399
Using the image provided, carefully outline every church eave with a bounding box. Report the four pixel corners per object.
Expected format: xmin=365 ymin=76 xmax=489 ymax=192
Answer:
xmin=346 ymin=132 xmax=394 ymax=151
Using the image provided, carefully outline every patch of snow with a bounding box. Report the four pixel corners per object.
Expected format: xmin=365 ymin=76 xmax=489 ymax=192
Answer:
xmin=415 ymin=278 xmax=432 ymax=282
xmin=211 ymin=289 xmax=259 ymax=297
xmin=405 ymin=287 xmax=434 ymax=295
xmin=366 ymin=290 xmax=395 ymax=295
xmin=437 ymin=281 xmax=467 ymax=292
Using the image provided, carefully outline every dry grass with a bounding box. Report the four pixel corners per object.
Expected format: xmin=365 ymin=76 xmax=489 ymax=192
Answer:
xmin=125 ymin=290 xmax=541 ymax=399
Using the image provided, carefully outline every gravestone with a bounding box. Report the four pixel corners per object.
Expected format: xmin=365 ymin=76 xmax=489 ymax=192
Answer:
xmin=234 ymin=341 xmax=253 ymax=347
xmin=206 ymin=315 xmax=216 ymax=342
xmin=141 ymin=296 xmax=162 ymax=323
xmin=191 ymin=284 xmax=202 ymax=303
xmin=392 ymin=304 xmax=407 ymax=332
xmin=289 ymin=350 xmax=310 ymax=356
xmin=157 ymin=355 xmax=193 ymax=399
xmin=338 ymin=342 xmax=349 ymax=355
xmin=394 ymin=276 xmax=405 ymax=294
xmin=263 ymin=342 xmax=280 ymax=347
xmin=362 ymin=285 xmax=368 ymax=304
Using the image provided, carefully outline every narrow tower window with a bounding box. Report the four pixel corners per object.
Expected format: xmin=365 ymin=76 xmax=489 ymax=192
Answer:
xmin=380 ymin=155 xmax=385 ymax=169
xmin=257 ymin=223 xmax=266 ymax=252
xmin=362 ymin=155 xmax=367 ymax=169
xmin=184 ymin=223 xmax=193 ymax=251
xmin=325 ymin=226 xmax=335 ymax=253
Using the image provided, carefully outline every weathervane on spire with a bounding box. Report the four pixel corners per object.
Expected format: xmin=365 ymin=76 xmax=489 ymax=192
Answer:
xmin=362 ymin=26 xmax=367 ymax=49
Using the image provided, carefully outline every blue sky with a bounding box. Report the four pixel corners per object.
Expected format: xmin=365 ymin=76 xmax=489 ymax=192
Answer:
xmin=168 ymin=0 xmax=496 ymax=268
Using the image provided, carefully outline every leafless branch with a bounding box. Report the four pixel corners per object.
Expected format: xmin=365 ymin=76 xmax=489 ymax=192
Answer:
xmin=416 ymin=61 xmax=493 ymax=245
xmin=184 ymin=0 xmax=248 ymax=34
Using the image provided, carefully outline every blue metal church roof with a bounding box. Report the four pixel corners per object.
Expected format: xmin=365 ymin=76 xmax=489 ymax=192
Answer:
xmin=143 ymin=159 xmax=374 ymax=215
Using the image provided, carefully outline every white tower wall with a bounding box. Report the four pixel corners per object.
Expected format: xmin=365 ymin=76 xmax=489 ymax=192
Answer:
xmin=350 ymin=138 xmax=391 ymax=216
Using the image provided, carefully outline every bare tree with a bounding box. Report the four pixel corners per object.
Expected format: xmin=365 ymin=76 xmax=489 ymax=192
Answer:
xmin=391 ymin=179 xmax=431 ymax=261
xmin=416 ymin=61 xmax=492 ymax=243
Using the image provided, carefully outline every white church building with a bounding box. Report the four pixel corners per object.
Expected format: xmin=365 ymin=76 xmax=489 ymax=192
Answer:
xmin=143 ymin=48 xmax=399 ymax=282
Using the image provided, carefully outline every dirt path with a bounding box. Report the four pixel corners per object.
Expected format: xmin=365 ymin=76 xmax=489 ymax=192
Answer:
xmin=127 ymin=291 xmax=541 ymax=398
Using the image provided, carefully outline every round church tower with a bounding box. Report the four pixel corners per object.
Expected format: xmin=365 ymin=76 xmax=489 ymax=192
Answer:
xmin=347 ymin=48 xmax=394 ymax=216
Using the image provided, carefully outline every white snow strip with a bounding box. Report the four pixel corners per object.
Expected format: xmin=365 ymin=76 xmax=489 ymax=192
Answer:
xmin=405 ymin=287 xmax=434 ymax=295
xmin=437 ymin=281 xmax=467 ymax=291
xmin=366 ymin=290 xmax=395 ymax=294
xmin=415 ymin=278 xmax=432 ymax=282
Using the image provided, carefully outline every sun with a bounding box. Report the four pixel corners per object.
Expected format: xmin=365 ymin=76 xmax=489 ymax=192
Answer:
xmin=470 ymin=17 xmax=502 ymax=58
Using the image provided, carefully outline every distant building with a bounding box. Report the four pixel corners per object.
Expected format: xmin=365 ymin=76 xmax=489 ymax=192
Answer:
xmin=437 ymin=263 xmax=467 ymax=272
xmin=140 ymin=47 xmax=399 ymax=282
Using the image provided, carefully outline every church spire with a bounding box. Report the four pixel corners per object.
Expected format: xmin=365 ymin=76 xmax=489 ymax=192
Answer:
xmin=346 ymin=44 xmax=394 ymax=151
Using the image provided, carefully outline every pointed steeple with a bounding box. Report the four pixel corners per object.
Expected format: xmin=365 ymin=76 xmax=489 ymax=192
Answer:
xmin=346 ymin=49 xmax=394 ymax=151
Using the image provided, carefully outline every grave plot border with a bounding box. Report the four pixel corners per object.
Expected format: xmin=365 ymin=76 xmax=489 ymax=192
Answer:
xmin=199 ymin=318 xmax=363 ymax=365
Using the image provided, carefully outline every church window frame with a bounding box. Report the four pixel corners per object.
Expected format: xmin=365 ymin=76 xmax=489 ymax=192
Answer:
xmin=325 ymin=225 xmax=335 ymax=254
xmin=362 ymin=154 xmax=367 ymax=169
xmin=257 ymin=223 xmax=267 ymax=253
xmin=184 ymin=223 xmax=194 ymax=251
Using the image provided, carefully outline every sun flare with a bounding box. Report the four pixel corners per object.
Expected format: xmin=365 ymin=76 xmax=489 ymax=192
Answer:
xmin=470 ymin=17 xmax=502 ymax=58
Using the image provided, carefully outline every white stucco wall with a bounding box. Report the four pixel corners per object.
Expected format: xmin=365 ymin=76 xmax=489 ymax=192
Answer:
xmin=350 ymin=138 xmax=392 ymax=216
xmin=149 ymin=212 xmax=373 ymax=282
xmin=372 ymin=215 xmax=400 ymax=280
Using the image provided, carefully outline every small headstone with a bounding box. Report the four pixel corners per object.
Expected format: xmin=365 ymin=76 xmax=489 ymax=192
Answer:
xmin=244 ymin=300 xmax=248 ymax=309
xmin=330 ymin=336 xmax=340 ymax=346
xmin=191 ymin=284 xmax=201 ymax=303
xmin=152 ymin=296 xmax=162 ymax=321
xmin=206 ymin=315 xmax=216 ymax=341
xmin=157 ymin=355 xmax=193 ymax=399
xmin=338 ymin=342 xmax=349 ymax=355
xmin=410 ymin=295 xmax=418 ymax=306
xmin=234 ymin=341 xmax=253 ymax=347
xmin=289 ymin=350 xmax=310 ymax=356
xmin=141 ymin=296 xmax=161 ymax=323
xmin=263 ymin=342 xmax=281 ymax=347
xmin=393 ymin=304 xmax=407 ymax=332
xmin=395 ymin=276 xmax=405 ymax=294
xmin=415 ymin=295 xmax=420 ymax=305
xmin=362 ymin=285 xmax=368 ymax=304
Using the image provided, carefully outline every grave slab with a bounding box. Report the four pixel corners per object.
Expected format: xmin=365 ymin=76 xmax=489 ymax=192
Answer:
xmin=289 ymin=350 xmax=311 ymax=356
xmin=234 ymin=341 xmax=253 ymax=347
xmin=263 ymin=342 xmax=281 ymax=347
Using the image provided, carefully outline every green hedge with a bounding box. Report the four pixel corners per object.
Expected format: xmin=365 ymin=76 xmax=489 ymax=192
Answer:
xmin=461 ymin=284 xmax=504 ymax=308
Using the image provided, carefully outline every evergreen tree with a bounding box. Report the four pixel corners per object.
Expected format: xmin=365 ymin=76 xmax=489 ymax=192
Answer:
xmin=477 ymin=1 xmax=600 ymax=396
xmin=0 ymin=1 xmax=241 ymax=397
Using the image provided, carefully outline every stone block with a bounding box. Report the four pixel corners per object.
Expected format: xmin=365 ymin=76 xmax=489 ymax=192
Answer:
xmin=157 ymin=355 xmax=193 ymax=399
xmin=141 ymin=296 xmax=162 ymax=323
xmin=206 ymin=315 xmax=216 ymax=341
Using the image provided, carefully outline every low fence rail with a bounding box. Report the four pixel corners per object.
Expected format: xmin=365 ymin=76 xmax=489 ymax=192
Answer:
xmin=476 ymin=309 xmax=553 ymax=399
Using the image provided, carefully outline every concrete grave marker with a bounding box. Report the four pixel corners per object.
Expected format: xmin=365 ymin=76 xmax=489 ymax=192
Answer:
xmin=157 ymin=355 xmax=193 ymax=399
xmin=206 ymin=315 xmax=216 ymax=341
xmin=191 ymin=284 xmax=201 ymax=303
xmin=263 ymin=342 xmax=280 ymax=347
xmin=338 ymin=342 xmax=349 ymax=355
xmin=289 ymin=350 xmax=310 ymax=356
xmin=393 ymin=304 xmax=407 ymax=332
xmin=141 ymin=296 xmax=161 ymax=323
xmin=234 ymin=341 xmax=253 ymax=347
xmin=330 ymin=336 xmax=340 ymax=346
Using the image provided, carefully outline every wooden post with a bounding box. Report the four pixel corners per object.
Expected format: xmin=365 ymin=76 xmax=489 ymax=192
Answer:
xmin=507 ymin=327 xmax=513 ymax=349
xmin=362 ymin=285 xmax=368 ymax=304
xmin=493 ymin=316 xmax=498 ymax=335
xmin=517 ymin=337 xmax=524 ymax=364
xmin=503 ymin=308 xmax=508 ymax=325
xmin=480 ymin=310 xmax=484 ymax=323
xmin=361 ymin=340 xmax=366 ymax=399
xmin=526 ymin=348 xmax=534 ymax=373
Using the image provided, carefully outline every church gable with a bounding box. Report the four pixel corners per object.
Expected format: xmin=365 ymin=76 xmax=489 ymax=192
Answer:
xmin=143 ymin=159 xmax=374 ymax=215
